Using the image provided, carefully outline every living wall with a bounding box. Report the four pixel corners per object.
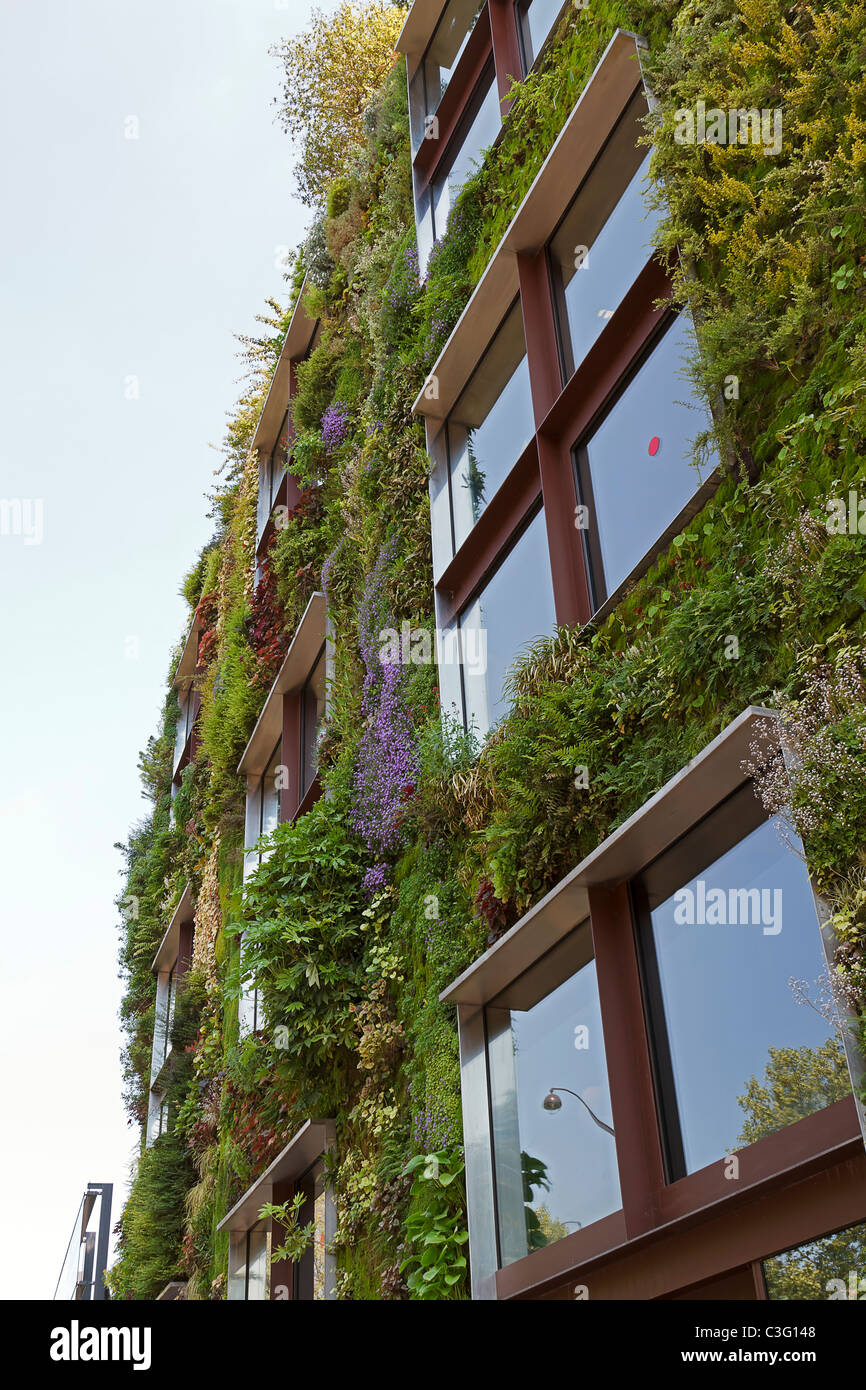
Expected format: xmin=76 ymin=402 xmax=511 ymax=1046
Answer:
xmin=111 ymin=0 xmax=866 ymax=1299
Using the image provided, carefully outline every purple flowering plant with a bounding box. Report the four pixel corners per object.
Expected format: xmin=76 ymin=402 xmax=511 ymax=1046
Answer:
xmin=350 ymin=538 xmax=419 ymax=892
xmin=321 ymin=403 xmax=351 ymax=455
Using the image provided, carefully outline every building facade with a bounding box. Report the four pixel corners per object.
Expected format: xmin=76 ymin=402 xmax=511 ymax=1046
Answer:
xmin=112 ymin=0 xmax=866 ymax=1302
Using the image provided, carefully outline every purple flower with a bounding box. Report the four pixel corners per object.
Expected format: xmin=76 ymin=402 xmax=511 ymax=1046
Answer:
xmin=408 ymin=1078 xmax=458 ymax=1150
xmin=321 ymin=404 xmax=350 ymax=454
xmin=350 ymin=538 xmax=419 ymax=888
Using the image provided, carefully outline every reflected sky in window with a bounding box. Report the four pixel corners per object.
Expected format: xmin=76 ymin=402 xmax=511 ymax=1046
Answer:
xmin=581 ymin=315 xmax=713 ymax=599
xmin=460 ymin=509 xmax=556 ymax=736
xmin=647 ymin=815 xmax=850 ymax=1175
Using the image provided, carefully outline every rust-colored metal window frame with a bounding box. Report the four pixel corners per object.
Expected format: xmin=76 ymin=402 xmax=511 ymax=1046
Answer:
xmin=411 ymin=1 xmax=524 ymax=193
xmin=432 ymin=256 xmax=677 ymax=635
xmin=280 ymin=641 xmax=327 ymax=824
xmin=514 ymin=0 xmax=570 ymax=76
xmin=418 ymin=33 xmax=726 ymax=650
xmin=413 ymin=7 xmax=494 ymax=186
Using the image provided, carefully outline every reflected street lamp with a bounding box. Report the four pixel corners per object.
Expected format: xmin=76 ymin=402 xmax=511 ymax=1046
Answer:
xmin=543 ymin=1087 xmax=615 ymax=1136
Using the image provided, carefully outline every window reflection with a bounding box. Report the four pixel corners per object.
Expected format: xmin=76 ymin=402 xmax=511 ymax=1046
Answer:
xmin=637 ymin=785 xmax=852 ymax=1179
xmin=486 ymin=922 xmax=621 ymax=1267
xmin=408 ymin=0 xmax=485 ymax=149
xmin=518 ymin=0 xmax=564 ymax=70
xmin=762 ymin=1222 xmax=866 ymax=1300
xmin=460 ymin=508 xmax=556 ymax=736
xmin=575 ymin=314 xmax=714 ymax=606
xmin=431 ymin=66 xmax=501 ymax=240
xmin=258 ymin=412 xmax=289 ymax=536
xmin=550 ymin=89 xmax=660 ymax=381
xmin=240 ymin=739 xmax=282 ymax=1034
xmin=447 ymin=302 xmax=534 ymax=549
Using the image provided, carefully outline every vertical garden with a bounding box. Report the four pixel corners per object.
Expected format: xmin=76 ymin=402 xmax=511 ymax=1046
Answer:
xmin=111 ymin=0 xmax=866 ymax=1299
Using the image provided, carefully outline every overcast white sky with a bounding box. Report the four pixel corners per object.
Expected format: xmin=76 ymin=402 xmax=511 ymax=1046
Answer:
xmin=0 ymin=0 xmax=340 ymax=1300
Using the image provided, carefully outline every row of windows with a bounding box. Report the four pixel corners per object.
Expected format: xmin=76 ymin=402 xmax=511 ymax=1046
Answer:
xmin=485 ymin=783 xmax=851 ymax=1270
xmin=410 ymin=3 xmax=568 ymax=266
xmin=426 ymin=75 xmax=714 ymax=738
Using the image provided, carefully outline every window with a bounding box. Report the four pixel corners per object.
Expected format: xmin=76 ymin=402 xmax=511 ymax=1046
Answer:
xmin=162 ymin=966 xmax=176 ymax=1063
xmin=446 ymin=301 xmax=534 ymax=550
xmin=257 ymin=412 xmax=289 ymax=537
xmin=240 ymin=740 xmax=281 ymax=1034
xmin=173 ymin=689 xmax=196 ymax=773
xmin=417 ymin=32 xmax=725 ymax=742
xmin=549 ymin=89 xmax=661 ymax=381
xmin=243 ymin=739 xmax=282 ymax=881
xmin=516 ymin=0 xmax=564 ymax=71
xmin=228 ymin=1223 xmax=269 ymax=1301
xmin=574 ymin=314 xmax=714 ymax=607
xmin=409 ymin=0 xmax=485 ymax=150
xmin=300 ymin=646 xmax=326 ymax=801
xmin=431 ymin=62 xmax=501 ymax=240
xmin=443 ymin=707 xmax=864 ymax=1300
xmin=459 ymin=508 xmax=556 ymax=734
xmin=291 ymin=1161 xmax=328 ymax=1300
xmin=486 ymin=921 xmax=621 ymax=1267
xmin=762 ymin=1222 xmax=866 ymax=1300
xmin=634 ymin=783 xmax=852 ymax=1180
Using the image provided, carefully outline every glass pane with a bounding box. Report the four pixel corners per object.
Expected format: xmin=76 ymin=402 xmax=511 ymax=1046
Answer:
xmin=164 ymin=969 xmax=176 ymax=1059
xmin=487 ymin=924 xmax=621 ymax=1267
xmin=521 ymin=0 xmax=563 ymax=68
xmin=643 ymin=796 xmax=852 ymax=1177
xmin=262 ymin=740 xmax=282 ymax=840
xmin=432 ymin=69 xmax=501 ymax=239
xmin=272 ymin=411 xmax=289 ymax=510
xmin=424 ymin=0 xmax=484 ymax=113
xmin=227 ymin=1237 xmax=247 ymax=1301
xmin=762 ymin=1222 xmax=866 ymax=1300
xmin=579 ymin=314 xmax=713 ymax=601
xmin=243 ymin=780 xmax=263 ymax=882
xmin=246 ymin=1224 xmax=269 ymax=1301
xmin=301 ymin=649 xmax=327 ymax=798
xmin=551 ymin=89 xmax=660 ymax=379
xmin=460 ymin=509 xmax=556 ymax=737
xmin=238 ymin=931 xmax=261 ymax=1036
xmin=173 ymin=692 xmax=192 ymax=768
xmin=448 ymin=303 xmax=534 ymax=547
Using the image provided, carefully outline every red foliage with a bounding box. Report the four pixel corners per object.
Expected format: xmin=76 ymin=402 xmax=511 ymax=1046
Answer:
xmin=195 ymin=591 xmax=219 ymax=668
xmin=248 ymin=558 xmax=289 ymax=688
xmin=474 ymin=877 xmax=511 ymax=947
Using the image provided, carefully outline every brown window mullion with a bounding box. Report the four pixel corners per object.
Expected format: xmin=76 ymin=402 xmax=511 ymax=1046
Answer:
xmin=413 ymin=8 xmax=495 ymax=188
xmin=488 ymin=0 xmax=524 ymax=109
xmin=516 ymin=249 xmax=590 ymax=627
xmin=588 ymin=881 xmax=667 ymax=1241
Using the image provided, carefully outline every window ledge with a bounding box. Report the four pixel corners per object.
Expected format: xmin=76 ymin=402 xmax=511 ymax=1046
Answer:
xmin=441 ymin=704 xmax=779 ymax=1007
xmin=413 ymin=28 xmax=648 ymax=424
xmin=152 ymin=882 xmax=194 ymax=974
xmin=237 ymin=592 xmax=327 ymax=778
xmin=217 ymin=1119 xmax=336 ymax=1235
